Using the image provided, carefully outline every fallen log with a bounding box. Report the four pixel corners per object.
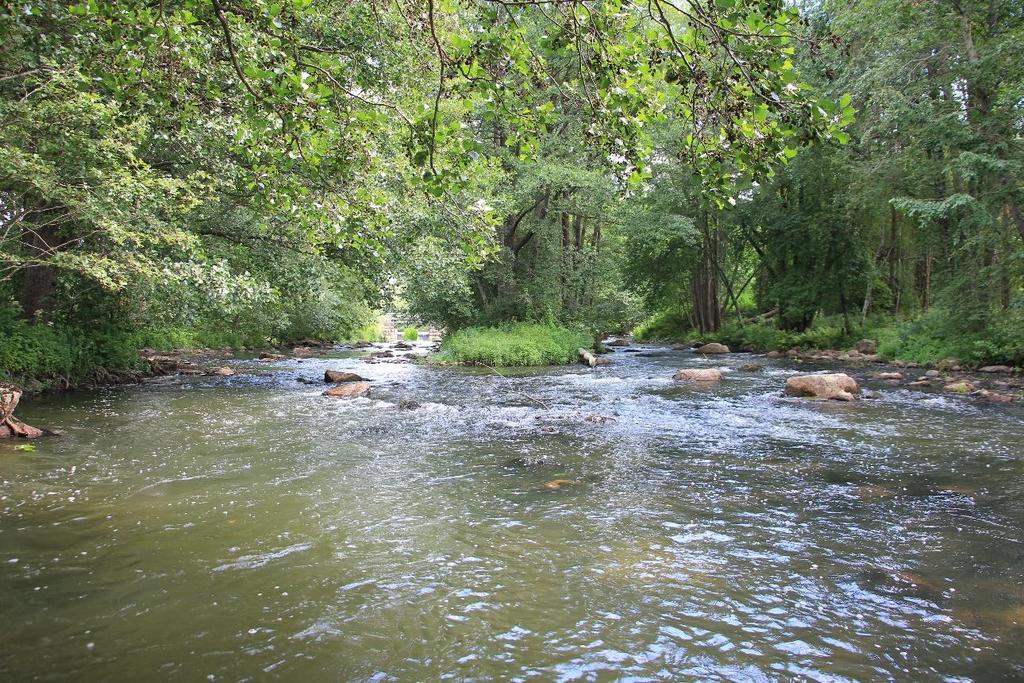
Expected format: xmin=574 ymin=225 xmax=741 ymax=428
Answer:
xmin=578 ymin=348 xmax=609 ymax=367
xmin=0 ymin=384 xmax=44 ymax=439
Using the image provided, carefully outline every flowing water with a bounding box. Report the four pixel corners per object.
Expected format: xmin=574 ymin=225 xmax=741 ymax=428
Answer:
xmin=2 ymin=345 xmax=1024 ymax=681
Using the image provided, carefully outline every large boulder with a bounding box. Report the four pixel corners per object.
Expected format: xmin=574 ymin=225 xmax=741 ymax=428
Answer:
xmin=324 ymin=370 xmax=368 ymax=383
xmin=784 ymin=373 xmax=860 ymax=401
xmin=323 ymin=382 xmax=371 ymax=398
xmin=696 ymin=342 xmax=730 ymax=354
xmin=0 ymin=384 xmax=44 ymax=439
xmin=854 ymin=339 xmax=878 ymax=354
xmin=673 ymin=368 xmax=723 ymax=382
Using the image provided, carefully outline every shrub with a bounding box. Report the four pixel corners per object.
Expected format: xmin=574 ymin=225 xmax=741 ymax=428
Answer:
xmin=633 ymin=309 xmax=691 ymax=341
xmin=402 ymin=326 xmax=420 ymax=341
xmin=348 ymin=319 xmax=386 ymax=343
xmin=437 ymin=323 xmax=592 ymax=366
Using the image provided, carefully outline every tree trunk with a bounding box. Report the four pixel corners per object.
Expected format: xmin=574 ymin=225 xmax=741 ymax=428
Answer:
xmin=689 ymin=209 xmax=721 ymax=333
xmin=18 ymin=221 xmax=59 ymax=321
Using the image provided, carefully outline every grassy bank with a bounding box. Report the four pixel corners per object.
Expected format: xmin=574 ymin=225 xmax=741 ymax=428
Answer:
xmin=634 ymin=310 xmax=1024 ymax=368
xmin=0 ymin=317 xmax=271 ymax=391
xmin=436 ymin=323 xmax=592 ymax=367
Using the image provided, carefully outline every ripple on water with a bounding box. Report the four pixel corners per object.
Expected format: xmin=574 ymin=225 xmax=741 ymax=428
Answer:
xmin=2 ymin=346 xmax=1023 ymax=681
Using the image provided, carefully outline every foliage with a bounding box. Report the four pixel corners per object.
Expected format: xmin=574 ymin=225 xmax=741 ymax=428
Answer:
xmin=633 ymin=309 xmax=692 ymax=342
xmin=437 ymin=323 xmax=591 ymax=367
xmin=347 ymin=319 xmax=386 ymax=344
xmin=403 ymin=327 xmax=420 ymax=342
xmin=877 ymin=310 xmax=1024 ymax=367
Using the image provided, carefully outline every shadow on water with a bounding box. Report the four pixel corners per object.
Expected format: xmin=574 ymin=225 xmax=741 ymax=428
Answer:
xmin=2 ymin=344 xmax=1024 ymax=680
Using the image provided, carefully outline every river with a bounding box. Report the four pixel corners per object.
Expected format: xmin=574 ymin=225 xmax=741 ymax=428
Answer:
xmin=2 ymin=344 xmax=1023 ymax=681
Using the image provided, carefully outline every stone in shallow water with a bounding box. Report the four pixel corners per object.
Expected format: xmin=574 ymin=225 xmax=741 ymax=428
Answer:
xmin=784 ymin=373 xmax=859 ymax=401
xmin=324 ymin=370 xmax=368 ymax=383
xmin=943 ymin=381 xmax=975 ymax=394
xmin=696 ymin=342 xmax=730 ymax=354
xmin=543 ymin=479 xmax=578 ymax=490
xmin=673 ymin=368 xmax=722 ymax=382
xmin=874 ymin=372 xmax=903 ymax=381
xmin=323 ymin=382 xmax=371 ymax=398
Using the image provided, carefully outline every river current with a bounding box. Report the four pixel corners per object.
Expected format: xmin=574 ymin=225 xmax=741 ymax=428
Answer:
xmin=2 ymin=344 xmax=1023 ymax=681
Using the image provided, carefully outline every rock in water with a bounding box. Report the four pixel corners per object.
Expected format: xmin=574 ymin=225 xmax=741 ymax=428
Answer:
xmin=0 ymin=384 xmax=44 ymax=439
xmin=323 ymin=382 xmax=371 ymax=398
xmin=398 ymin=399 xmax=421 ymax=410
xmin=673 ymin=368 xmax=723 ymax=382
xmin=324 ymin=370 xmax=368 ymax=383
xmin=208 ymin=366 xmax=235 ymax=377
xmin=543 ymin=479 xmax=579 ymax=490
xmin=975 ymin=389 xmax=1015 ymax=403
xmin=696 ymin=343 xmax=730 ymax=354
xmin=978 ymin=365 xmax=1013 ymax=374
xmin=875 ymin=372 xmax=904 ymax=381
xmin=784 ymin=374 xmax=860 ymax=401
xmin=854 ymin=339 xmax=878 ymax=354
xmin=738 ymin=364 xmax=763 ymax=372
xmin=943 ymin=381 xmax=975 ymax=394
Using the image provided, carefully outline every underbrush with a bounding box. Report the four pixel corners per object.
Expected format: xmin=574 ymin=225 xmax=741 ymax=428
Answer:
xmin=632 ymin=309 xmax=691 ymax=341
xmin=402 ymin=326 xmax=420 ymax=341
xmin=634 ymin=305 xmax=1024 ymax=367
xmin=876 ymin=311 xmax=1024 ymax=366
xmin=708 ymin=318 xmax=864 ymax=353
xmin=436 ymin=323 xmax=592 ymax=367
xmin=347 ymin=319 xmax=386 ymax=343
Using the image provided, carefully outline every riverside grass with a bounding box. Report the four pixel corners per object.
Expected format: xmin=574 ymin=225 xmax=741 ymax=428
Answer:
xmin=437 ymin=323 xmax=592 ymax=367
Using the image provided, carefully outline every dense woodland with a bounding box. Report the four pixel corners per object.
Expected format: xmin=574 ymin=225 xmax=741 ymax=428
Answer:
xmin=1 ymin=0 xmax=1022 ymax=384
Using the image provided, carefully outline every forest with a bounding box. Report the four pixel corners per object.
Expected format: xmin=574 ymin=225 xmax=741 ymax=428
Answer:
xmin=2 ymin=0 xmax=1022 ymax=383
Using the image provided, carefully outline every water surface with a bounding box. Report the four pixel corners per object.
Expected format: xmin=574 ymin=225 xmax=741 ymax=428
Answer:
xmin=2 ymin=346 xmax=1023 ymax=681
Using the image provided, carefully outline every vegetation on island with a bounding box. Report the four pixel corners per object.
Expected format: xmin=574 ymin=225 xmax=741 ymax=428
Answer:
xmin=436 ymin=324 xmax=591 ymax=367
xmin=2 ymin=0 xmax=1022 ymax=381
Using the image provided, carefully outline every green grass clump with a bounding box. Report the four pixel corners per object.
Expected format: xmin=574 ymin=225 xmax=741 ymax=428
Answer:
xmin=437 ymin=323 xmax=592 ymax=367
xmin=633 ymin=309 xmax=691 ymax=341
xmin=347 ymin=320 xmax=386 ymax=343
xmin=402 ymin=326 xmax=420 ymax=341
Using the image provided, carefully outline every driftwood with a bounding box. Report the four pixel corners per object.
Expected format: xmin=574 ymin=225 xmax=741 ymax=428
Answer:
xmin=0 ymin=384 xmax=44 ymax=439
xmin=578 ymin=348 xmax=609 ymax=367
